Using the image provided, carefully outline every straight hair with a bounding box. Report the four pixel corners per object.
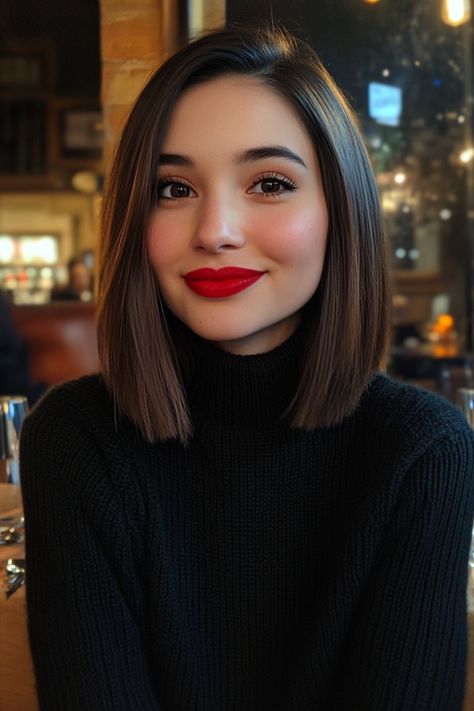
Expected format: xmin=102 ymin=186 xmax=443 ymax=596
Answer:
xmin=98 ymin=25 xmax=390 ymax=444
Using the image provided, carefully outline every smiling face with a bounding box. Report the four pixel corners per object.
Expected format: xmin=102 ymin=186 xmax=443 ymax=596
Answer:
xmin=147 ymin=76 xmax=329 ymax=355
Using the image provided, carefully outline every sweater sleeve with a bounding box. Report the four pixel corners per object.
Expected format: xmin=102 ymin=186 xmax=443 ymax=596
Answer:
xmin=333 ymin=429 xmax=474 ymax=711
xmin=20 ymin=396 xmax=161 ymax=711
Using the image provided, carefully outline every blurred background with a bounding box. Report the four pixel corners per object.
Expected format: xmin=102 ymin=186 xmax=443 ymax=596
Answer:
xmin=0 ymin=0 xmax=473 ymax=399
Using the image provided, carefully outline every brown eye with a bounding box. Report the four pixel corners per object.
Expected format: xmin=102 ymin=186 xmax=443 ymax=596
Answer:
xmin=157 ymin=181 xmax=195 ymax=200
xmin=169 ymin=183 xmax=190 ymax=198
xmin=248 ymin=175 xmax=297 ymax=197
xmin=260 ymin=179 xmax=282 ymax=193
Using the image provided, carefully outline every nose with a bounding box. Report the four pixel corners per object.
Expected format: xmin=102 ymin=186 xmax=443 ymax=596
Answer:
xmin=192 ymin=193 xmax=245 ymax=253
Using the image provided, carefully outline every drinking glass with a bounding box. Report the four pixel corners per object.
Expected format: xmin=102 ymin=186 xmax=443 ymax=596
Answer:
xmin=0 ymin=395 xmax=28 ymax=544
xmin=456 ymin=388 xmax=474 ymax=609
xmin=457 ymin=387 xmax=474 ymax=428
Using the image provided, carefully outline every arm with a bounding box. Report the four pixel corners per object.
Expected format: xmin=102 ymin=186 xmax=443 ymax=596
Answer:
xmin=20 ymin=401 xmax=160 ymax=711
xmin=334 ymin=430 xmax=474 ymax=711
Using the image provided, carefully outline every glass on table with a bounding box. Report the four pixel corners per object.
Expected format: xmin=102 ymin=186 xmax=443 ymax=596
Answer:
xmin=457 ymin=387 xmax=474 ymax=428
xmin=0 ymin=395 xmax=27 ymax=545
xmin=470 ymin=542 xmax=474 ymax=611
xmin=456 ymin=387 xmax=474 ymax=610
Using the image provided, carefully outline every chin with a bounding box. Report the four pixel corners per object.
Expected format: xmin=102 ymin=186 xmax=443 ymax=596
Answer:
xmin=181 ymin=313 xmax=298 ymax=355
xmin=188 ymin=321 xmax=254 ymax=345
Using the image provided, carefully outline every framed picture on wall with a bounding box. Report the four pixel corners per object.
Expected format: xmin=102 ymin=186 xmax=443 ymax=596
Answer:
xmin=52 ymin=99 xmax=103 ymax=165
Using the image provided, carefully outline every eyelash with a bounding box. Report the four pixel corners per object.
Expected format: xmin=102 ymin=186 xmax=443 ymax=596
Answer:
xmin=250 ymin=172 xmax=297 ymax=197
xmin=155 ymin=172 xmax=297 ymax=200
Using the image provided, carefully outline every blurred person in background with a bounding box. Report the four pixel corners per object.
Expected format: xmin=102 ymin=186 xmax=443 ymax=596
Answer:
xmin=50 ymin=256 xmax=93 ymax=302
xmin=0 ymin=290 xmax=45 ymax=405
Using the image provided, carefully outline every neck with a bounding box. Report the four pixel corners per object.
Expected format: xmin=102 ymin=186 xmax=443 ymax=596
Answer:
xmin=184 ymin=326 xmax=304 ymax=431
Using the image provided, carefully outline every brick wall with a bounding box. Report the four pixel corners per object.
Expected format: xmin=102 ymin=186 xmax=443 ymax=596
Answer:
xmin=99 ymin=0 xmax=225 ymax=167
xmin=100 ymin=0 xmax=167 ymax=167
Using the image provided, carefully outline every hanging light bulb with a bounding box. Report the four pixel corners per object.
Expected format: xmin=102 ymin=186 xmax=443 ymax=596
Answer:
xmin=441 ymin=0 xmax=471 ymax=26
xmin=363 ymin=0 xmax=381 ymax=4
xmin=460 ymin=147 xmax=474 ymax=163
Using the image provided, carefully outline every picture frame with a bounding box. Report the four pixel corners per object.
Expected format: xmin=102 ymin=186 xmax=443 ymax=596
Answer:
xmin=51 ymin=99 xmax=103 ymax=166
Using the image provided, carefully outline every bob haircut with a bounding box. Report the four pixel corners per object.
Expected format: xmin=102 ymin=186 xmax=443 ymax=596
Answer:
xmin=98 ymin=24 xmax=390 ymax=444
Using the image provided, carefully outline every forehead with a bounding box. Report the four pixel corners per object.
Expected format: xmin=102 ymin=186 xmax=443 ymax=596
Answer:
xmin=161 ymin=76 xmax=316 ymax=159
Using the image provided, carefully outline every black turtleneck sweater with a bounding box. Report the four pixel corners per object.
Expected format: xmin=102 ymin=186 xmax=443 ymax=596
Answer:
xmin=20 ymin=332 xmax=474 ymax=711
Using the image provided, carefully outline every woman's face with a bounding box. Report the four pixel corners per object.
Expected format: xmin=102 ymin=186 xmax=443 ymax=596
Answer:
xmin=148 ymin=76 xmax=328 ymax=355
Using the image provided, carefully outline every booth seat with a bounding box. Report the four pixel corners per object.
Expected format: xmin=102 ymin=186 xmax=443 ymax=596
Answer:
xmin=12 ymin=302 xmax=99 ymax=388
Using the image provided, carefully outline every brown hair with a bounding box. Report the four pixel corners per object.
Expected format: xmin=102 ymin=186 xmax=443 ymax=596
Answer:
xmin=98 ymin=24 xmax=390 ymax=443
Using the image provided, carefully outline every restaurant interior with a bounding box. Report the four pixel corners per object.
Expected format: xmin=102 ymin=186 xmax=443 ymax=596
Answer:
xmin=0 ymin=0 xmax=473 ymax=708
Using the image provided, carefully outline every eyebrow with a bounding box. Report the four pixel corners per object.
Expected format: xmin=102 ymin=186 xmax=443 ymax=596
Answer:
xmin=158 ymin=153 xmax=192 ymax=166
xmin=158 ymin=145 xmax=307 ymax=169
xmin=236 ymin=146 xmax=307 ymax=168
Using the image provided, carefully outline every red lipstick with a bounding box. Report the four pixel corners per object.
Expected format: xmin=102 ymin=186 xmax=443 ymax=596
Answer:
xmin=183 ymin=267 xmax=265 ymax=298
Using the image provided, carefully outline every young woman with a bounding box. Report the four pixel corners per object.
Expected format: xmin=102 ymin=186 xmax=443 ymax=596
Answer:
xmin=20 ymin=25 xmax=474 ymax=711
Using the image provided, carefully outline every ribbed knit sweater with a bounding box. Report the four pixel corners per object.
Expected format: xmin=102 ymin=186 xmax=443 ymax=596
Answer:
xmin=20 ymin=331 xmax=474 ymax=711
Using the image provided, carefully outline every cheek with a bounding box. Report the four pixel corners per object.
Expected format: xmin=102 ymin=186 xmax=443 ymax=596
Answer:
xmin=253 ymin=206 xmax=328 ymax=264
xmin=147 ymin=213 xmax=183 ymax=268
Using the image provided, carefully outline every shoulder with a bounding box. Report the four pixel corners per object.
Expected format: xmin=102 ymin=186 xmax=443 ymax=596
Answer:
xmin=353 ymin=373 xmax=474 ymax=469
xmin=347 ymin=375 xmax=474 ymax=528
xmin=20 ymin=376 xmax=148 ymax=551
xmin=24 ymin=374 xmax=114 ymax=431
xmin=20 ymin=376 xmax=148 ymax=509
xmin=360 ymin=372 xmax=471 ymax=437
xmin=34 ymin=373 xmax=111 ymax=411
xmin=21 ymin=374 xmax=141 ymax=471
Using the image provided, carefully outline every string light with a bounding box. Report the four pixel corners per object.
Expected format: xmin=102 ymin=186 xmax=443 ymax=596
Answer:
xmin=440 ymin=0 xmax=471 ymax=26
xmin=362 ymin=0 xmax=470 ymax=25
xmin=394 ymin=172 xmax=407 ymax=184
xmin=460 ymin=147 xmax=474 ymax=163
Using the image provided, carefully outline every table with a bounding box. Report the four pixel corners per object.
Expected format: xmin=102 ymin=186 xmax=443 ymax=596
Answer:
xmin=0 ymin=490 xmax=38 ymax=711
xmin=0 ymin=550 xmax=38 ymax=711
xmin=467 ymin=614 xmax=474 ymax=711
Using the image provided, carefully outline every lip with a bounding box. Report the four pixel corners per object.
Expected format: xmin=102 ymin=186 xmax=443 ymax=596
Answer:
xmin=183 ymin=267 xmax=266 ymax=298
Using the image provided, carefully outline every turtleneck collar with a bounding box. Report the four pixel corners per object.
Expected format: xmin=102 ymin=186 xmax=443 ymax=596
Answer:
xmin=184 ymin=326 xmax=304 ymax=431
